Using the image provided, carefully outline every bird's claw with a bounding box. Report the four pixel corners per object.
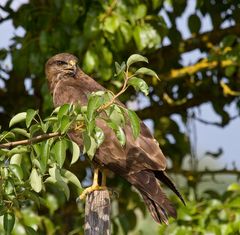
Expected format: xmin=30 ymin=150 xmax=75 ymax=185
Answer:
xmin=79 ymin=185 xmax=108 ymax=200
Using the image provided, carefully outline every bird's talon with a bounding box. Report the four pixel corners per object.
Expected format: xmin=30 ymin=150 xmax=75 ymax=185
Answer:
xmin=79 ymin=185 xmax=108 ymax=200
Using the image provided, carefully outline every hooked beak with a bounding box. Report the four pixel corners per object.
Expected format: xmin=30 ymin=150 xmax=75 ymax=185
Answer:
xmin=65 ymin=60 xmax=77 ymax=76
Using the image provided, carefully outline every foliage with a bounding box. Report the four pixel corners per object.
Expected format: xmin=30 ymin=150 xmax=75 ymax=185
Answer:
xmin=159 ymin=184 xmax=240 ymax=235
xmin=0 ymin=0 xmax=240 ymax=234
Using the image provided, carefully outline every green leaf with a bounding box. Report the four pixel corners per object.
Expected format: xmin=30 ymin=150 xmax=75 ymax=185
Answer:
xmin=9 ymin=112 xmax=27 ymax=127
xmin=225 ymin=66 xmax=236 ymax=77
xmin=53 ymin=139 xmax=67 ymax=168
xmin=103 ymin=14 xmax=120 ymax=33
xmin=26 ymin=109 xmax=38 ymax=128
xmin=87 ymin=94 xmax=103 ymax=121
xmin=61 ymin=169 xmax=82 ymax=189
xmin=106 ymin=121 xmax=126 ymax=146
xmin=23 ymin=190 xmax=40 ymax=207
xmin=94 ymin=126 xmax=105 ymax=147
xmin=48 ymin=166 xmax=70 ymax=200
xmin=83 ymin=49 xmax=98 ymax=73
xmin=135 ymin=67 xmax=159 ymax=79
xmin=9 ymin=164 xmax=24 ymax=181
xmin=70 ymin=141 xmax=80 ymax=165
xmin=10 ymin=154 xmax=22 ymax=165
xmin=25 ymin=226 xmax=38 ymax=235
xmin=127 ymin=54 xmax=148 ymax=68
xmin=128 ymin=77 xmax=149 ymax=96
xmin=134 ymin=4 xmax=147 ymax=20
xmin=60 ymin=115 xmax=72 ymax=133
xmin=83 ymin=131 xmax=97 ymax=160
xmin=228 ymin=183 xmax=240 ymax=192
xmin=39 ymin=139 xmax=51 ymax=173
xmin=30 ymin=168 xmax=42 ymax=193
xmin=133 ymin=24 xmax=161 ymax=50
xmin=4 ymin=212 xmax=15 ymax=234
xmin=120 ymin=22 xmax=132 ymax=43
xmin=128 ymin=110 xmax=140 ymax=139
xmin=11 ymin=128 xmax=30 ymax=138
xmin=4 ymin=180 xmax=14 ymax=194
xmin=29 ymin=123 xmax=42 ymax=137
xmin=57 ymin=104 xmax=71 ymax=120
xmin=115 ymin=61 xmax=126 ymax=79
xmin=0 ymin=131 xmax=15 ymax=141
xmin=7 ymin=146 xmax=28 ymax=156
xmin=108 ymin=104 xmax=126 ymax=126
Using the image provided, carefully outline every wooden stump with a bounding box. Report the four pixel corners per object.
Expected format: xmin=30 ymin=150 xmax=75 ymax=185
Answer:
xmin=84 ymin=190 xmax=111 ymax=235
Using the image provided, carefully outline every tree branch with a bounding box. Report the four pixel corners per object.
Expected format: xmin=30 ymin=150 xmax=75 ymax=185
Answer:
xmin=168 ymin=168 xmax=240 ymax=177
xmin=160 ymin=59 xmax=236 ymax=81
xmin=0 ymin=132 xmax=62 ymax=149
xmin=148 ymin=23 xmax=240 ymax=69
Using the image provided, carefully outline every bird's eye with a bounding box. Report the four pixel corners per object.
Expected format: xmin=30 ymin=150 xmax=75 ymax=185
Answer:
xmin=56 ymin=60 xmax=67 ymax=66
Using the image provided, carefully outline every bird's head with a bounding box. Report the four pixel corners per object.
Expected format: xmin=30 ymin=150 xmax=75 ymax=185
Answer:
xmin=45 ymin=53 xmax=79 ymax=92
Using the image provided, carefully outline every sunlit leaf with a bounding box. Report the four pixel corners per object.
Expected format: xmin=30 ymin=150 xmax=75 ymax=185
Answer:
xmin=10 ymin=154 xmax=22 ymax=165
xmin=128 ymin=110 xmax=140 ymax=139
xmin=30 ymin=168 xmax=42 ymax=193
xmin=94 ymin=126 xmax=105 ymax=147
xmin=7 ymin=146 xmax=28 ymax=156
xmin=9 ymin=164 xmax=23 ymax=181
xmin=61 ymin=169 xmax=82 ymax=189
xmin=57 ymin=104 xmax=71 ymax=120
xmin=106 ymin=121 xmax=126 ymax=146
xmin=126 ymin=54 xmax=148 ymax=68
xmin=26 ymin=109 xmax=38 ymax=128
xmin=135 ymin=67 xmax=159 ymax=80
xmin=70 ymin=141 xmax=80 ymax=165
xmin=0 ymin=131 xmax=15 ymax=141
xmin=87 ymin=94 xmax=103 ymax=121
xmin=228 ymin=183 xmax=240 ymax=192
xmin=128 ymin=77 xmax=149 ymax=96
xmin=11 ymin=128 xmax=30 ymax=138
xmin=60 ymin=115 xmax=72 ymax=133
xmin=9 ymin=112 xmax=27 ymax=127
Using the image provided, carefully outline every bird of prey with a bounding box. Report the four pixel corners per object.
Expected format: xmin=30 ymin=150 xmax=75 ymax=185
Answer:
xmin=45 ymin=53 xmax=185 ymax=224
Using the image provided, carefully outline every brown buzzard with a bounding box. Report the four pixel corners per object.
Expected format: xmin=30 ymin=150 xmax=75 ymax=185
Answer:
xmin=45 ymin=53 xmax=185 ymax=224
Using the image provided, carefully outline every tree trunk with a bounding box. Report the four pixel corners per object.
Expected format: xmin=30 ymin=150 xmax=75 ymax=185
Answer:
xmin=84 ymin=190 xmax=111 ymax=235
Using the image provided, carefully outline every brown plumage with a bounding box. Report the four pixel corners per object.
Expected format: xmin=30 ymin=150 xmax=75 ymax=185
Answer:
xmin=45 ymin=53 xmax=185 ymax=224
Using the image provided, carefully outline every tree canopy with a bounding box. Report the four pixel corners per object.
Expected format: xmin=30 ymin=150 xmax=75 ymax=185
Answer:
xmin=0 ymin=0 xmax=240 ymax=234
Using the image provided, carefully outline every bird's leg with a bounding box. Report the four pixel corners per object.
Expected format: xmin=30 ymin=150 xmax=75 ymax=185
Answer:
xmin=101 ymin=169 xmax=107 ymax=186
xmin=79 ymin=168 xmax=107 ymax=200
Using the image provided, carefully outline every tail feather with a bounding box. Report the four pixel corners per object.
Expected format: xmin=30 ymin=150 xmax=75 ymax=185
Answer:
xmin=128 ymin=170 xmax=177 ymax=223
xmin=154 ymin=171 xmax=185 ymax=205
xmin=141 ymin=192 xmax=170 ymax=224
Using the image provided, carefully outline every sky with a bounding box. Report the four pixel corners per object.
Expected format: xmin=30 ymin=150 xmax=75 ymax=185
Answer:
xmin=0 ymin=0 xmax=239 ymax=170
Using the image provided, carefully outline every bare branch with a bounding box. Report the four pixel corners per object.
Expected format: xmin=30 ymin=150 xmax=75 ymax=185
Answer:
xmin=0 ymin=132 xmax=62 ymax=149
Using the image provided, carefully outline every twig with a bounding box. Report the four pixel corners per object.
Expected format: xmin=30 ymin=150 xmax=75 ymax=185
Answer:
xmin=0 ymin=132 xmax=62 ymax=149
xmin=97 ymin=71 xmax=130 ymax=112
